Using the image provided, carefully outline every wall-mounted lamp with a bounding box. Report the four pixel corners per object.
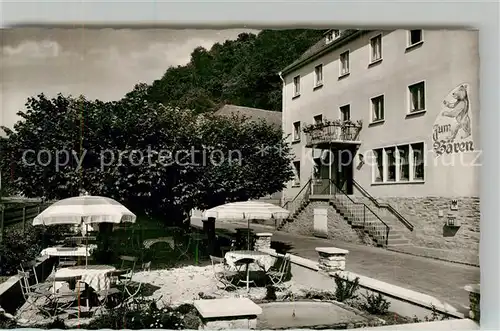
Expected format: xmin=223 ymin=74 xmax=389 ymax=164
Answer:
xmin=445 ymin=216 xmax=460 ymax=228
xmin=356 ymin=153 xmax=365 ymax=170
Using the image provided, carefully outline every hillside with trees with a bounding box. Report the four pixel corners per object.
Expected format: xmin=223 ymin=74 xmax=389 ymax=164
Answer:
xmin=140 ymin=29 xmax=326 ymax=113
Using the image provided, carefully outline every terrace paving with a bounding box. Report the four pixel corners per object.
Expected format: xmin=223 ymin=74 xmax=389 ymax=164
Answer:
xmin=191 ymin=219 xmax=479 ymax=315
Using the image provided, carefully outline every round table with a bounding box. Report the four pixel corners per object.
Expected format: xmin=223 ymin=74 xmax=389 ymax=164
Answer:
xmin=224 ymin=250 xmax=275 ymax=291
xmin=54 ymin=265 xmax=116 ymax=293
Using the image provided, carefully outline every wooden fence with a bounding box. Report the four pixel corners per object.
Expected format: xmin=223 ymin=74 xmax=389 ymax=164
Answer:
xmin=0 ymin=201 xmax=52 ymax=243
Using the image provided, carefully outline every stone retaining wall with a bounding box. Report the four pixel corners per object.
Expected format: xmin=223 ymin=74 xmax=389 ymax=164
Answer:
xmin=374 ymin=197 xmax=480 ymax=265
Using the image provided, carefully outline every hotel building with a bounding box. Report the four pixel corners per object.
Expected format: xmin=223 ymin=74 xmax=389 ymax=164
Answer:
xmin=280 ymin=29 xmax=480 ymax=265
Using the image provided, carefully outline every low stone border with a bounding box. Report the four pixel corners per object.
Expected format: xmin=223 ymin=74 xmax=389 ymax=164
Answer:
xmin=345 ymin=318 xmax=479 ymax=330
xmin=335 ymin=270 xmax=464 ymax=319
xmin=0 ymin=256 xmax=56 ymax=314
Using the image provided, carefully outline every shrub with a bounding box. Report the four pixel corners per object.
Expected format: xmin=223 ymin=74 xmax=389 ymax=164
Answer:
xmin=333 ymin=274 xmax=360 ymax=302
xmin=0 ymin=224 xmax=69 ymax=276
xmin=87 ymin=298 xmax=200 ymax=330
xmin=0 ymin=311 xmax=17 ymax=329
xmin=362 ymin=292 xmax=391 ymax=315
xmin=303 ymin=290 xmax=335 ymax=301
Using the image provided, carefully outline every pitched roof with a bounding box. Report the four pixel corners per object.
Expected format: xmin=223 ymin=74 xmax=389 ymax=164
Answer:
xmin=281 ymin=29 xmax=364 ymax=75
xmin=214 ymin=104 xmax=282 ymax=128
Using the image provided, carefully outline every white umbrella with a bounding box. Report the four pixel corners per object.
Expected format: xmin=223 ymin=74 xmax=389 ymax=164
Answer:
xmin=201 ymin=200 xmax=290 ymax=249
xmin=33 ymin=195 xmax=136 ymax=266
xmin=33 ymin=196 xmax=136 ymax=226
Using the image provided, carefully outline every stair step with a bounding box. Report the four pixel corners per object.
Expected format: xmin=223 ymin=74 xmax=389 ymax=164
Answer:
xmin=388 ymin=234 xmax=405 ymax=239
xmin=387 ymin=238 xmax=410 ymax=245
xmin=387 ymin=242 xmax=412 ymax=247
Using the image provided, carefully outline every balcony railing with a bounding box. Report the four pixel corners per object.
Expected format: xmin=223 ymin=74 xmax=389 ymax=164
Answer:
xmin=303 ymin=120 xmax=362 ymax=148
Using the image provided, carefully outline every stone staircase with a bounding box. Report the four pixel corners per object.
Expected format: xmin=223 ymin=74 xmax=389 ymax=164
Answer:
xmin=277 ymin=199 xmax=308 ymax=231
xmin=327 ymin=196 xmax=399 ymax=247
xmin=279 ymin=181 xmax=413 ymax=248
xmin=351 ymin=181 xmax=413 ymax=247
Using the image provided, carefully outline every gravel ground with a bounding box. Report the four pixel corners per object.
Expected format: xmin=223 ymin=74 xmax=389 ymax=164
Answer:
xmin=132 ymin=265 xmax=317 ymax=307
xmin=12 ymin=265 xmax=322 ymax=327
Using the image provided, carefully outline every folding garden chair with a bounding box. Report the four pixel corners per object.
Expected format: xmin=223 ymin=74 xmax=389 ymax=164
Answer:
xmin=220 ymin=238 xmax=237 ymax=257
xmin=117 ymin=255 xmax=143 ymax=301
xmin=93 ymin=270 xmax=122 ymax=316
xmin=118 ymin=255 xmax=137 ymax=279
xmin=266 ymin=253 xmax=291 ymax=290
xmin=16 ymin=271 xmax=53 ymax=319
xmin=19 ymin=260 xmax=39 ymax=286
xmin=209 ymin=255 xmax=238 ymax=291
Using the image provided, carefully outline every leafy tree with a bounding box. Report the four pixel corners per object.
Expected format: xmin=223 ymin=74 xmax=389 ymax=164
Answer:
xmin=0 ymin=93 xmax=294 ymax=225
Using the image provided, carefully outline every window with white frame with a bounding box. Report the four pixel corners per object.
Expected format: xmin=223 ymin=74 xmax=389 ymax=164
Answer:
xmin=408 ymin=81 xmax=425 ymax=112
xmin=371 ymin=95 xmax=384 ymax=122
xmin=370 ymin=34 xmax=382 ymax=62
xmin=314 ymin=64 xmax=323 ymax=87
xmin=340 ymin=104 xmax=350 ymax=121
xmin=408 ymin=29 xmax=423 ymax=46
xmin=314 ymin=114 xmax=323 ymax=125
xmin=293 ymin=76 xmax=301 ymax=96
xmin=372 ymin=142 xmax=425 ymax=183
xmin=398 ymin=145 xmax=410 ymax=181
xmin=339 ymin=51 xmax=350 ymax=76
xmin=293 ymin=121 xmax=301 ymax=141
xmin=386 ymin=147 xmax=396 ymax=182
xmin=373 ymin=149 xmax=384 ymax=183
xmin=292 ymin=161 xmax=301 ymax=186
xmin=411 ymin=142 xmax=425 ymax=180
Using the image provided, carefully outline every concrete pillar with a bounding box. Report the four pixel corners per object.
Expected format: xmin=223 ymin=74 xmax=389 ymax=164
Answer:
xmin=203 ymin=217 xmax=216 ymax=256
xmin=254 ymin=233 xmax=273 ymax=251
xmin=316 ymin=247 xmax=349 ymax=273
xmin=313 ymin=208 xmax=328 ymax=238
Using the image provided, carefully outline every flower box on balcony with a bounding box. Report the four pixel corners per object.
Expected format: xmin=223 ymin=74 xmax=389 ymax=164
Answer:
xmin=303 ymin=119 xmax=362 ymax=148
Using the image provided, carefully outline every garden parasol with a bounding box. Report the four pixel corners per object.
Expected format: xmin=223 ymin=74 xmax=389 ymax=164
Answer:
xmin=201 ymin=201 xmax=289 ymax=249
xmin=33 ymin=195 xmax=136 ymax=266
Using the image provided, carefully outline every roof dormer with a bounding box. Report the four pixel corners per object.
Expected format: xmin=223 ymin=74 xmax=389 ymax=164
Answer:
xmin=325 ymin=29 xmax=341 ymax=44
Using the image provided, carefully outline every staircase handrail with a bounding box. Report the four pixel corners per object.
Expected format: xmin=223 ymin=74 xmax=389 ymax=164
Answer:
xmin=329 ymin=179 xmax=389 ymax=247
xmin=283 ymin=177 xmax=312 ymax=216
xmin=283 ymin=177 xmax=312 ymax=208
xmin=352 ymin=179 xmax=414 ymax=231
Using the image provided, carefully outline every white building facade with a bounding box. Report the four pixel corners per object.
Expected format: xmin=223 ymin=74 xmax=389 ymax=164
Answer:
xmin=280 ymin=29 xmax=480 ymax=264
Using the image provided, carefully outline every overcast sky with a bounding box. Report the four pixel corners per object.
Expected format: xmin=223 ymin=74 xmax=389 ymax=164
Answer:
xmin=1 ymin=28 xmax=257 ymax=132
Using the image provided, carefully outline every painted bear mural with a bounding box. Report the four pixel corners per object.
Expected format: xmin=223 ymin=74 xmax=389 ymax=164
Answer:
xmin=432 ymin=83 xmax=475 ymax=156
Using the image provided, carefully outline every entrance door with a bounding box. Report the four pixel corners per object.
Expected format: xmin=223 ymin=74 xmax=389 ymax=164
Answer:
xmin=336 ymin=148 xmax=354 ymax=195
xmin=312 ymin=154 xmax=332 ymax=195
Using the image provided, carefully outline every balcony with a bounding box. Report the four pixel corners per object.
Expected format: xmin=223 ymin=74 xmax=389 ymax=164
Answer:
xmin=303 ymin=119 xmax=362 ymax=148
